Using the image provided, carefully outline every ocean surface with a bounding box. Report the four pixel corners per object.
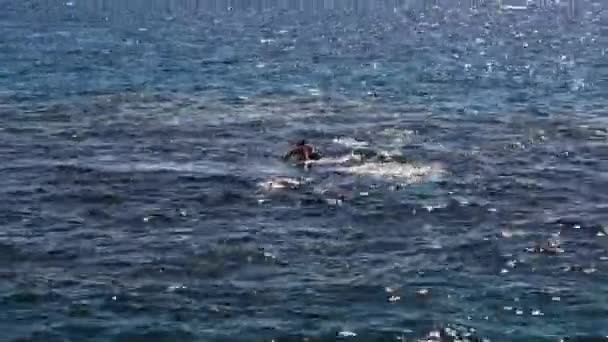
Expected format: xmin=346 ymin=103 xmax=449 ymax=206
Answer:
xmin=2 ymin=1 xmax=608 ymax=341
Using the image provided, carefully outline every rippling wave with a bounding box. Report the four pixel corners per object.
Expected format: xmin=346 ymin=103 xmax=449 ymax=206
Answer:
xmin=2 ymin=1 xmax=608 ymax=341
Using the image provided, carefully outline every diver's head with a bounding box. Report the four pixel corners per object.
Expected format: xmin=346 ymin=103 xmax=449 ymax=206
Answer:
xmin=296 ymin=139 xmax=307 ymax=146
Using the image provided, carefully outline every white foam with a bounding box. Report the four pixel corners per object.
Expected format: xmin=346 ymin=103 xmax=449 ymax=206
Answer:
xmin=332 ymin=137 xmax=369 ymax=148
xmin=305 ymin=154 xmax=355 ymax=166
xmin=333 ymin=161 xmax=445 ymax=184
xmin=257 ymin=177 xmax=303 ymax=191
xmin=337 ymin=331 xmax=357 ymax=337
xmin=307 ymin=88 xmax=322 ymax=96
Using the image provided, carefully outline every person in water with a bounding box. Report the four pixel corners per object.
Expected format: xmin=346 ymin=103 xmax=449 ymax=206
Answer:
xmin=283 ymin=140 xmax=322 ymax=162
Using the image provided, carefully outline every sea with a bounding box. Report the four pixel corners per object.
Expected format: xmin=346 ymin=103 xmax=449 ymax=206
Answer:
xmin=1 ymin=0 xmax=608 ymax=341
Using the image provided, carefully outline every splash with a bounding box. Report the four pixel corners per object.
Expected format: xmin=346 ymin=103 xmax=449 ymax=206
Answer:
xmin=333 ymin=161 xmax=446 ymax=184
xmin=304 ymin=154 xmax=356 ymax=166
xmin=257 ymin=177 xmax=306 ymax=191
xmin=332 ymin=137 xmax=369 ymax=148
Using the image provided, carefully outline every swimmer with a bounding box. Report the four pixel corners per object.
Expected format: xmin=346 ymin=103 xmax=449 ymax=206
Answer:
xmin=282 ymin=140 xmax=322 ymax=163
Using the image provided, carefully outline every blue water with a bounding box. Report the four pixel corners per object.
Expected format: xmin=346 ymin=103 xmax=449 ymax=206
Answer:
xmin=2 ymin=1 xmax=608 ymax=341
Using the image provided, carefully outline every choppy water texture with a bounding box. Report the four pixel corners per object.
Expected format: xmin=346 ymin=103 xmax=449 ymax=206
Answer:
xmin=2 ymin=1 xmax=608 ymax=341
